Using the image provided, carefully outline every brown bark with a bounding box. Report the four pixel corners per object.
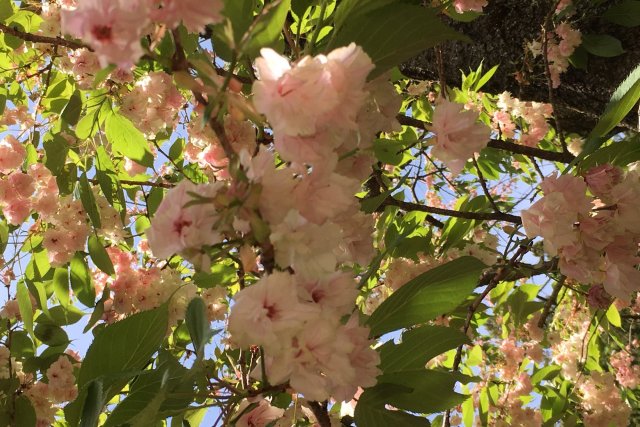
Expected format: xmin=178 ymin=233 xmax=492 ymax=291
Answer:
xmin=401 ymin=0 xmax=640 ymax=134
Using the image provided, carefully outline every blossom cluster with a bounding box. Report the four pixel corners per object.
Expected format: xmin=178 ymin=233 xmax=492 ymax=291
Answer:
xmin=0 ymin=138 xmax=59 ymax=225
xmin=522 ymin=166 xmax=640 ymax=300
xmin=60 ymin=0 xmax=224 ymax=67
xmin=528 ymin=22 xmax=582 ymax=88
xmin=430 ymin=98 xmax=491 ymax=175
xmin=493 ymin=92 xmax=554 ymax=147
xmin=144 ymin=44 xmax=398 ymax=404
xmin=0 ymin=349 xmax=79 ymax=426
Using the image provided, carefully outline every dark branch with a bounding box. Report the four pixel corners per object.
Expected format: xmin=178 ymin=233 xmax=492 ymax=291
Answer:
xmin=376 ymin=196 xmax=523 ymax=225
xmin=0 ymin=23 xmax=87 ymax=50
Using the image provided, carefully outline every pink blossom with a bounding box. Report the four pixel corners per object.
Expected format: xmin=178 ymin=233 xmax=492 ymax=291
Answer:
xmin=293 ymin=172 xmax=359 ymax=225
xmin=430 ymin=98 xmax=491 ymax=175
xmin=253 ymin=44 xmax=373 ymax=137
xmin=3 ymin=197 xmax=31 ymax=225
xmin=228 ymin=272 xmax=317 ymax=351
xmin=234 ymin=399 xmax=284 ymax=427
xmin=150 ymin=0 xmax=223 ymax=33
xmin=584 ymin=164 xmax=623 ymax=199
xmin=61 ymin=0 xmax=150 ymax=68
xmin=0 ymin=136 xmax=26 ymax=173
xmin=146 ymin=181 xmax=224 ymax=259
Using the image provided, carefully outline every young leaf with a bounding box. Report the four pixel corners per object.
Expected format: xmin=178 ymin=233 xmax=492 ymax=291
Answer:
xmin=88 ymin=235 xmax=115 ymax=276
xmin=62 ymin=89 xmax=83 ymax=126
xmin=70 ymin=254 xmax=95 ymax=307
xmin=104 ymin=113 xmax=155 ymax=168
xmin=53 ymin=267 xmax=71 ymax=308
xmin=79 ymin=173 xmax=102 ymax=229
xmin=243 ymin=0 xmax=291 ymax=56
xmin=185 ymin=297 xmax=211 ymax=359
xmin=16 ymin=281 xmax=34 ymax=338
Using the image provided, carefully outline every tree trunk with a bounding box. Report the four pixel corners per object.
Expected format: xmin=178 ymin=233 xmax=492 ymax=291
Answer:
xmin=401 ymin=0 xmax=640 ymax=134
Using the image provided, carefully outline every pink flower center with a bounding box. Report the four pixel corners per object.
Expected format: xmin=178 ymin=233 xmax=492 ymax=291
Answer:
xmin=173 ymin=217 xmax=193 ymax=235
xmin=91 ymin=25 xmax=113 ymax=42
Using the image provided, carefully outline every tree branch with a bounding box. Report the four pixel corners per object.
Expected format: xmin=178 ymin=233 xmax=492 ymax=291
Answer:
xmin=376 ymin=196 xmax=523 ymax=225
xmin=537 ymin=276 xmax=565 ymax=328
xmin=308 ymin=401 xmax=331 ymax=427
xmin=396 ymin=114 xmax=575 ymax=163
xmin=0 ymin=23 xmax=87 ymax=50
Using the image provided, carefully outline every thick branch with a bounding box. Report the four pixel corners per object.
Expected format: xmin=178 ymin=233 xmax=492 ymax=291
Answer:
xmin=308 ymin=401 xmax=331 ymax=427
xmin=0 ymin=23 xmax=87 ymax=50
xmin=377 ymin=196 xmax=523 ymax=225
xmin=396 ymin=114 xmax=575 ymax=163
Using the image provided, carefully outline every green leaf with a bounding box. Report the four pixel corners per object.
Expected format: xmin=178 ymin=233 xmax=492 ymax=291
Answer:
xmin=573 ymin=64 xmax=640 ymax=164
xmin=9 ymin=331 xmax=34 ymax=357
xmin=16 ymin=281 xmax=34 ymax=339
xmin=291 ymin=0 xmax=313 ymax=17
xmin=373 ymin=138 xmax=410 ymax=165
xmin=14 ymin=396 xmax=37 ymax=427
xmin=53 ymin=267 xmax=71 ymax=307
xmin=578 ymin=135 xmax=640 ymax=171
xmin=328 ymin=3 xmax=467 ymax=78
xmin=185 ymin=297 xmax=210 ymax=359
xmin=243 ymin=0 xmax=291 ymax=56
xmin=80 ymin=380 xmax=103 ymax=427
xmin=34 ymin=323 xmax=69 ymax=346
xmin=104 ymin=113 xmax=154 ymax=168
xmin=37 ymin=305 xmax=85 ymax=326
xmin=79 ymin=173 xmax=102 ymax=229
xmin=379 ymin=326 xmax=471 ymax=372
xmin=43 ymin=135 xmax=69 ymax=176
xmin=70 ymin=254 xmax=95 ymax=307
xmin=0 ymin=0 xmax=14 ymax=21
xmin=354 ymin=383 xmax=431 ymax=427
xmin=378 ymin=370 xmax=471 ymax=414
xmin=531 ymin=365 xmax=561 ymax=385
xmin=367 ymin=257 xmax=486 ymax=336
xmin=75 ymin=106 xmax=100 ymax=140
xmin=581 ymin=34 xmax=625 ymax=58
xmin=223 ymin=0 xmax=256 ymax=44
xmin=57 ymin=163 xmax=78 ymax=195
xmin=62 ymin=90 xmax=83 ymax=126
xmin=104 ymin=360 xmax=191 ymax=427
xmin=603 ymin=0 xmax=640 ymax=27
xmin=0 ymin=220 xmax=8 ymax=254
xmin=88 ymin=235 xmax=115 ymax=276
xmin=606 ymin=303 xmax=622 ymax=327
xmin=474 ymin=64 xmax=499 ymax=91
xmin=77 ymin=306 xmax=169 ymax=401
